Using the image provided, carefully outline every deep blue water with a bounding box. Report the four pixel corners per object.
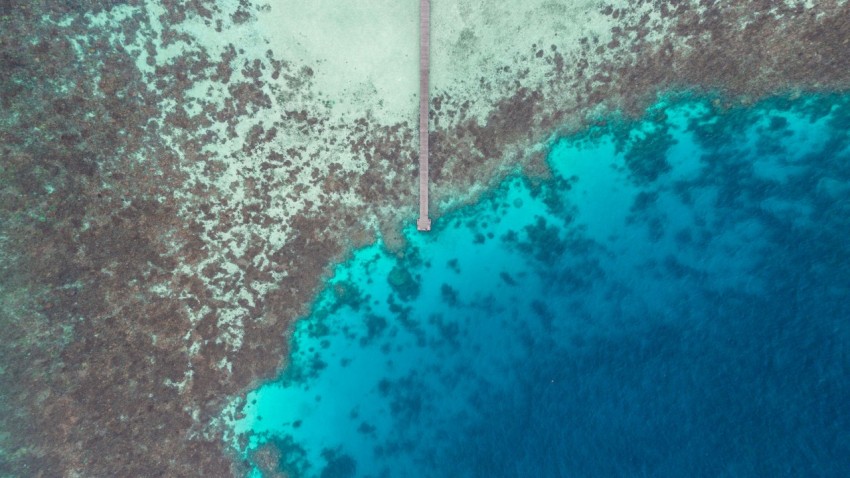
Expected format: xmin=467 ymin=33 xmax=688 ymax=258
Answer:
xmin=233 ymin=94 xmax=850 ymax=477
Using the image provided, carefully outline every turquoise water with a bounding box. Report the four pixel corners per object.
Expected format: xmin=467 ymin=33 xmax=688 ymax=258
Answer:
xmin=233 ymin=94 xmax=850 ymax=477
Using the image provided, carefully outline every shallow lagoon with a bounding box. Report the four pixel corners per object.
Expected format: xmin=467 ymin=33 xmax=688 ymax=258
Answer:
xmin=232 ymin=94 xmax=850 ymax=477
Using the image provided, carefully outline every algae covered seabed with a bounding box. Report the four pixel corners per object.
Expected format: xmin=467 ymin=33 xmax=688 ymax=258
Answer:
xmin=1 ymin=0 xmax=850 ymax=476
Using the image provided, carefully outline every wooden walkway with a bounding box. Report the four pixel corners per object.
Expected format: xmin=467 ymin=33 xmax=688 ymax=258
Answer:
xmin=417 ymin=0 xmax=432 ymax=231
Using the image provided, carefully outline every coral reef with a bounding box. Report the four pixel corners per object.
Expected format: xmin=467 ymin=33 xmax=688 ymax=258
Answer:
xmin=1 ymin=0 xmax=849 ymax=475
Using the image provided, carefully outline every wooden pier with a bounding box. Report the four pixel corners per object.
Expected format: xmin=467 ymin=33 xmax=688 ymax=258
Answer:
xmin=417 ymin=0 xmax=432 ymax=231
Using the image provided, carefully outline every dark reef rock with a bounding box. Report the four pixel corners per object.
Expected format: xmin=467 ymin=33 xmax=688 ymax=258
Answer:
xmin=1 ymin=0 xmax=850 ymax=476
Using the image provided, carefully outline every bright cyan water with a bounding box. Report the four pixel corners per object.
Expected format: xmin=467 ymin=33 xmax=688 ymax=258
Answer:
xmin=233 ymin=94 xmax=850 ymax=477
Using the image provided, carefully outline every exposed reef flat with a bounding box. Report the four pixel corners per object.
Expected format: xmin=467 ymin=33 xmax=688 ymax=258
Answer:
xmin=1 ymin=0 xmax=849 ymax=475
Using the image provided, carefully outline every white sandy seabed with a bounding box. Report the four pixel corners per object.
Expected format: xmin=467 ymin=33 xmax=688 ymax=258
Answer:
xmin=64 ymin=0 xmax=845 ymax=469
xmin=64 ymin=0 xmax=642 ymax=404
xmin=256 ymin=0 xmax=624 ymax=125
xmin=213 ymin=0 xmax=634 ymax=455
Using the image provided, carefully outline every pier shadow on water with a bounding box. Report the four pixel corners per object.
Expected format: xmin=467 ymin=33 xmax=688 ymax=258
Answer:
xmin=232 ymin=94 xmax=850 ymax=478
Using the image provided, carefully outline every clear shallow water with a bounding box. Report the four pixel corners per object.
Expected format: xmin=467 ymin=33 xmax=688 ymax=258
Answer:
xmin=233 ymin=94 xmax=850 ymax=477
